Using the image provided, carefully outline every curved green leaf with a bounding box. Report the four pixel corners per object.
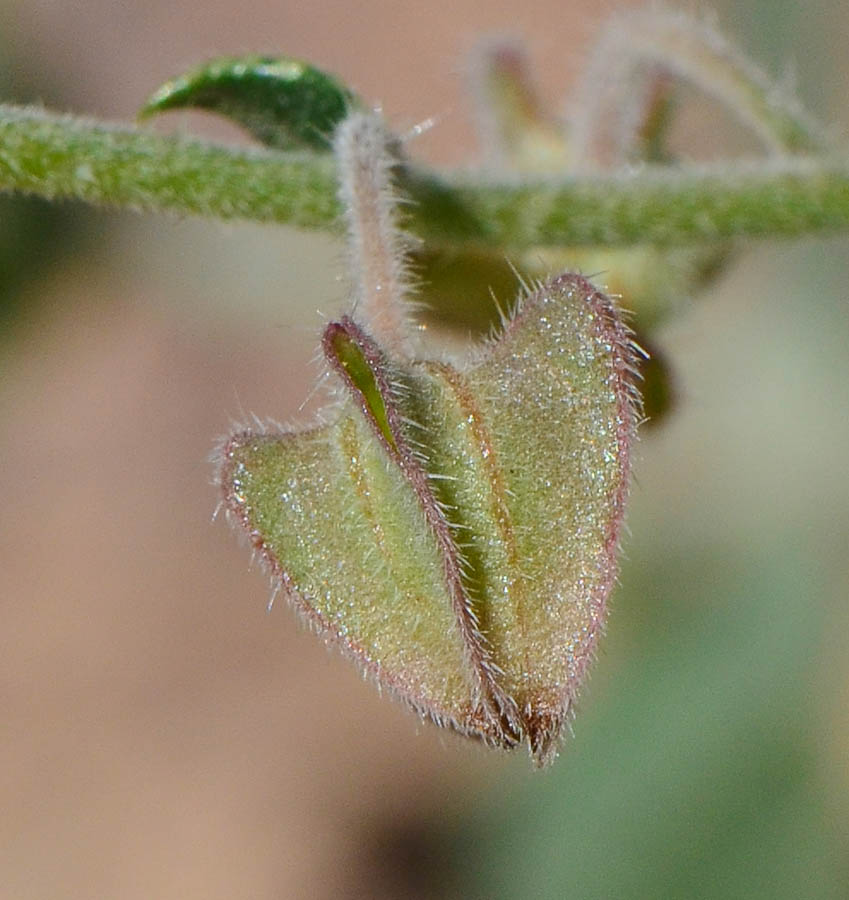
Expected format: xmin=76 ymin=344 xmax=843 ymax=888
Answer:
xmin=140 ymin=55 xmax=361 ymax=151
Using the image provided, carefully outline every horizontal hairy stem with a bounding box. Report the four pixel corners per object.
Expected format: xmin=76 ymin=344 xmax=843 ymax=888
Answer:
xmin=0 ymin=105 xmax=339 ymax=226
xmin=409 ymin=160 xmax=849 ymax=247
xmin=2 ymin=104 xmax=849 ymax=248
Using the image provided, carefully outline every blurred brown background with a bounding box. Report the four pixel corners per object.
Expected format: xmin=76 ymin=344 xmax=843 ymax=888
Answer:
xmin=1 ymin=2 xmax=848 ymax=898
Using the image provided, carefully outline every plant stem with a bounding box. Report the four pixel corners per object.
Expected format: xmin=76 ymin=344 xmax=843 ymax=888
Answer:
xmin=0 ymin=104 xmax=339 ymax=226
xmin=2 ymin=104 xmax=849 ymax=250
xmin=569 ymin=8 xmax=826 ymax=169
xmin=418 ymin=159 xmax=849 ymax=247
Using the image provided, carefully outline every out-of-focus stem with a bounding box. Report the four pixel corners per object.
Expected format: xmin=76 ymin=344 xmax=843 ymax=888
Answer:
xmin=569 ymin=8 xmax=827 ymax=169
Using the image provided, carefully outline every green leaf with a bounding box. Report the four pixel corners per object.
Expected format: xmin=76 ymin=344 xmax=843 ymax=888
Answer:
xmin=217 ymin=274 xmax=638 ymax=766
xmin=140 ymin=55 xmax=360 ymax=151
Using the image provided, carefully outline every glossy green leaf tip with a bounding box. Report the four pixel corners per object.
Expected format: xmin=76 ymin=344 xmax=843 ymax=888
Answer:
xmin=324 ymin=318 xmax=399 ymax=454
xmin=140 ymin=55 xmax=360 ymax=151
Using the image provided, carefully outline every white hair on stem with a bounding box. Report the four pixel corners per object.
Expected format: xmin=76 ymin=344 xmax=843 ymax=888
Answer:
xmin=334 ymin=111 xmax=417 ymax=358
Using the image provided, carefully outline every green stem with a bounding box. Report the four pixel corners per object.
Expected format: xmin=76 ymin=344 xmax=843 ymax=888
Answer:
xmin=1 ymin=104 xmax=849 ymax=249
xmin=0 ymin=105 xmax=339 ymax=226
xmin=419 ymin=160 xmax=849 ymax=247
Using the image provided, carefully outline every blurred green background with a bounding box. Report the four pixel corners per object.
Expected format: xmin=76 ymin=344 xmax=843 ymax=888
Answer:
xmin=1 ymin=2 xmax=847 ymax=898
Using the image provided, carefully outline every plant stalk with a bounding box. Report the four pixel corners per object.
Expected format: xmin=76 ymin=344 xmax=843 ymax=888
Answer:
xmin=1 ymin=105 xmax=849 ymax=249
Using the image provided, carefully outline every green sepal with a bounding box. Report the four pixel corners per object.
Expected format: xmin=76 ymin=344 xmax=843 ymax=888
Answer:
xmin=140 ymin=55 xmax=361 ymax=151
xmin=218 ymin=274 xmax=638 ymax=765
